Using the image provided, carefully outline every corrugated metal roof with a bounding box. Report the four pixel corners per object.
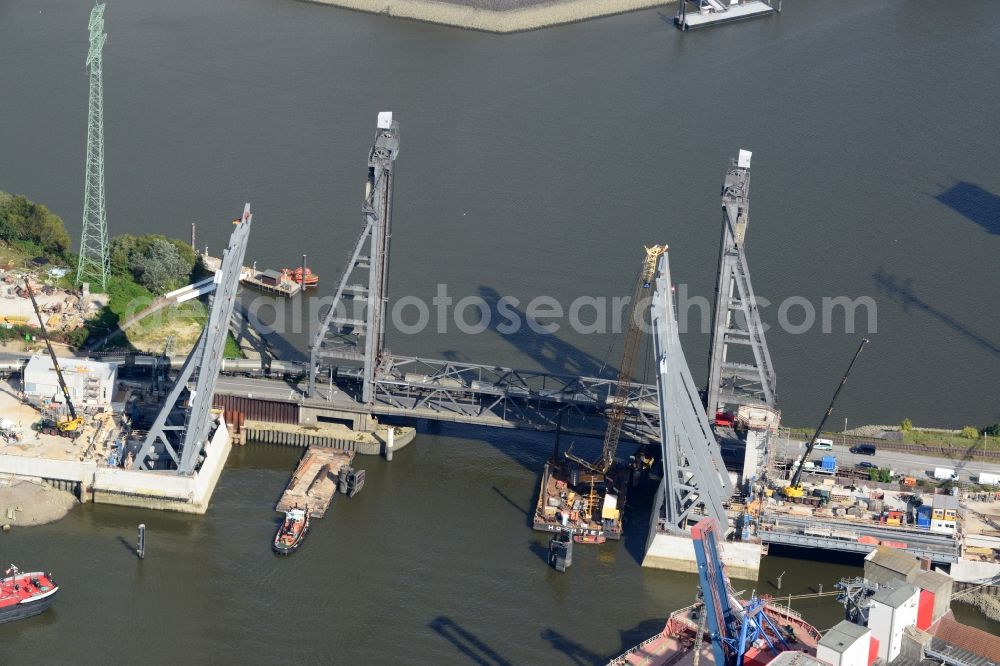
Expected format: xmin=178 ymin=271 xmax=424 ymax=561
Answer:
xmin=866 ymin=546 xmax=923 ymax=576
xmin=872 ymin=583 xmax=918 ymax=608
xmin=914 ymin=569 xmax=952 ymax=593
xmin=932 ymin=493 xmax=959 ymax=510
xmin=768 ymin=651 xmax=828 ymax=666
xmin=819 ymin=620 xmax=870 ymax=653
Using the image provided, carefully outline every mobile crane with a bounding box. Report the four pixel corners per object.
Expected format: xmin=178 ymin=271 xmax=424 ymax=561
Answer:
xmin=566 ymin=244 xmax=667 ymax=476
xmin=25 ymin=282 xmax=84 ymax=439
xmin=783 ymin=338 xmax=868 ymax=499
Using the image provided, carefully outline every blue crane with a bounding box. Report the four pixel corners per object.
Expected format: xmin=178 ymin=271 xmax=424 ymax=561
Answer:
xmin=692 ymin=517 xmax=792 ymax=666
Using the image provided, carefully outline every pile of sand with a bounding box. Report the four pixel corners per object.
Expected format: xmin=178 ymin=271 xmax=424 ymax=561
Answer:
xmin=0 ymin=477 xmax=77 ymax=529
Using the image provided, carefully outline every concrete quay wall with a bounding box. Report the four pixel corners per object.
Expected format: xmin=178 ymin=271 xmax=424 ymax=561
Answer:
xmin=92 ymin=419 xmax=232 ymax=514
xmin=243 ymin=420 xmax=416 ymax=456
xmin=1 ymin=416 xmax=232 ymax=514
xmin=304 ymin=0 xmax=672 ymax=33
xmin=643 ymin=531 xmax=762 ymax=581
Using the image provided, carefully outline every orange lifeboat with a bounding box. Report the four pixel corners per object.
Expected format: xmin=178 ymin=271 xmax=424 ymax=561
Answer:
xmin=281 ymin=267 xmax=319 ymax=288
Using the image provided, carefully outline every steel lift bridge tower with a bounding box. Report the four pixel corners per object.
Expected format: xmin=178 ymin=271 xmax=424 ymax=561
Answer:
xmin=650 ymin=251 xmax=732 ymax=536
xmin=309 ymin=113 xmax=399 ymax=404
xmin=77 ymin=3 xmax=110 ymax=290
xmin=706 ymin=150 xmax=776 ymax=416
xmin=705 ymin=151 xmax=778 ymax=490
xmin=132 ymin=205 xmax=253 ymax=473
xmin=642 ymin=250 xmax=763 ymax=578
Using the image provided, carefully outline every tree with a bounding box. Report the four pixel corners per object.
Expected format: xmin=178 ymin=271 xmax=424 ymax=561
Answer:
xmin=960 ymin=426 xmax=980 ymax=440
xmin=983 ymin=423 xmax=1000 ymax=437
xmin=129 ymin=239 xmax=190 ymax=294
xmin=900 ymin=418 xmax=913 ymax=432
xmin=0 ymin=192 xmax=71 ymax=256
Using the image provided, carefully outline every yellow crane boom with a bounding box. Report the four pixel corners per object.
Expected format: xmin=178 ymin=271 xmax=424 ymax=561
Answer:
xmin=568 ymin=244 xmax=666 ymax=475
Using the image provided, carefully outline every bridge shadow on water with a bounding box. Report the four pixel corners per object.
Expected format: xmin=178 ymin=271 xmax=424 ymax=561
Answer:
xmin=430 ymin=616 xmax=513 ymax=666
xmin=934 ymin=181 xmax=1000 ymax=235
xmin=540 ymin=628 xmax=605 ymax=665
xmin=476 ymin=286 xmax=614 ymax=379
xmin=872 ymin=267 xmax=1000 ymax=357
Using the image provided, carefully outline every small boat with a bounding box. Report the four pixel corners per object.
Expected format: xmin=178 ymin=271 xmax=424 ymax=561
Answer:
xmin=573 ymin=533 xmax=606 ymax=545
xmin=0 ymin=565 xmax=58 ymax=624
xmin=281 ymin=267 xmax=319 ymax=288
xmin=273 ymin=507 xmax=310 ymax=555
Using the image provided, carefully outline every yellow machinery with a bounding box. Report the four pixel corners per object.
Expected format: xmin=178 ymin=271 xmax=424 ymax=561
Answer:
xmin=782 ymin=338 xmax=868 ymax=499
xmin=25 ymin=283 xmax=84 ymax=438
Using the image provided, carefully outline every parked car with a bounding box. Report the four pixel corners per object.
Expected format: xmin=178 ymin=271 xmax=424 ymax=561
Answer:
xmin=850 ymin=444 xmax=876 ymax=455
xmin=813 ymin=438 xmax=834 ymax=451
xmin=856 ymin=461 xmax=878 ymax=471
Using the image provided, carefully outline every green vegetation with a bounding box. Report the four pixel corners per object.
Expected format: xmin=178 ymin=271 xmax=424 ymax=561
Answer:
xmin=224 ymin=332 xmax=243 ymax=359
xmin=0 ymin=190 xmax=212 ymax=353
xmin=0 ymin=191 xmax=75 ymax=270
xmin=960 ymin=425 xmax=981 ymax=440
xmin=900 ymin=418 xmax=913 ymax=432
xmin=110 ymin=234 xmax=199 ymax=295
xmin=868 ymin=468 xmax=893 ymax=483
xmin=983 ymin=422 xmax=1000 ymax=437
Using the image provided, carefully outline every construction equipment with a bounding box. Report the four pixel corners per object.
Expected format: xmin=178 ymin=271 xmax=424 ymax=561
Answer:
xmin=692 ymin=517 xmax=793 ymax=666
xmin=566 ymin=244 xmax=666 ymax=476
xmin=783 ymin=338 xmax=868 ymax=498
xmin=25 ymin=282 xmax=84 ymax=438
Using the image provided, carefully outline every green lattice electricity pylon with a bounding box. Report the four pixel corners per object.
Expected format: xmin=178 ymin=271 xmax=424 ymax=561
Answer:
xmin=77 ymin=3 xmax=109 ymax=290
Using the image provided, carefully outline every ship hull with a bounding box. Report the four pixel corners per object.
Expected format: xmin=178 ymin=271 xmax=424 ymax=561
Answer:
xmin=0 ymin=589 xmax=58 ymax=624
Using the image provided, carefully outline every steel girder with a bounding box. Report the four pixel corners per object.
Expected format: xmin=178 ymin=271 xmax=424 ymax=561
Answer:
xmin=706 ymin=151 xmax=776 ymax=415
xmin=132 ymin=204 xmax=253 ymax=473
xmin=369 ymin=354 xmax=661 ymax=442
xmin=310 ymin=115 xmax=399 ymax=402
xmin=653 ymin=253 xmax=733 ymax=534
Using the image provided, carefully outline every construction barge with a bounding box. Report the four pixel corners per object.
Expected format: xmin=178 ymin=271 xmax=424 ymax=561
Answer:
xmin=276 ymin=446 xmax=365 ymax=518
xmin=533 ymin=461 xmax=627 ymax=544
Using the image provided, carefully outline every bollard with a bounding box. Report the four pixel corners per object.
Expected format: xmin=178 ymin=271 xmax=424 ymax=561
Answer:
xmin=137 ymin=523 xmax=146 ymax=560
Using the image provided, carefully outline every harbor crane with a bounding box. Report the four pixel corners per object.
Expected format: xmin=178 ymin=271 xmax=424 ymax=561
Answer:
xmin=784 ymin=338 xmax=868 ymax=499
xmin=25 ymin=282 xmax=83 ymax=438
xmin=566 ymin=244 xmax=666 ymax=476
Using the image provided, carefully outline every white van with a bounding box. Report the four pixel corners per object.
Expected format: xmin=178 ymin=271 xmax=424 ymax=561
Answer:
xmin=813 ymin=438 xmax=834 ymax=451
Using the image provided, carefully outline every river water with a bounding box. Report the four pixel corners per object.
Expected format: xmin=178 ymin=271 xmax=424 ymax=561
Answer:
xmin=1 ymin=0 xmax=999 ymax=663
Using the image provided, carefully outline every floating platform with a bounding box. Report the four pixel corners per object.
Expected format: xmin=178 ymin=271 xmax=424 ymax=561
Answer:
xmin=276 ymin=446 xmax=354 ymax=518
xmin=675 ymin=0 xmax=776 ymax=30
xmin=201 ymin=254 xmax=302 ymax=298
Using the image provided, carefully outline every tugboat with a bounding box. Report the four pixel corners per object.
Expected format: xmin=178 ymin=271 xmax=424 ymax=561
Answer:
xmin=273 ymin=506 xmax=310 ymax=555
xmin=0 ymin=565 xmax=58 ymax=624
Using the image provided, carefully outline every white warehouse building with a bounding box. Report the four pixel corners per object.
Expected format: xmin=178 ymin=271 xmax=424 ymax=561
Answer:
xmin=23 ymin=355 xmax=117 ymax=408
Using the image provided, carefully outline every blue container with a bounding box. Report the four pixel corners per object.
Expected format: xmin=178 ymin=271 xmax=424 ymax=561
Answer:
xmin=916 ymin=505 xmax=932 ymax=528
xmin=821 ymin=455 xmax=837 ymax=471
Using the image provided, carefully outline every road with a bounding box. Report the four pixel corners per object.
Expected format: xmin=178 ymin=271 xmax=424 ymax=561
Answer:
xmin=773 ymin=437 xmax=1000 ymax=484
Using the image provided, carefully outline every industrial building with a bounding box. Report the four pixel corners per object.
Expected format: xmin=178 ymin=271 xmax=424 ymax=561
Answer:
xmin=864 ymin=547 xmax=924 ymax=586
xmin=816 ymin=621 xmax=873 ymax=666
xmin=22 ymin=354 xmax=116 ymax=409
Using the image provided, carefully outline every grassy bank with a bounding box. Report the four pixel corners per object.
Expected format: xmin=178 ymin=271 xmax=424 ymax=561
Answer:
xmin=784 ymin=425 xmax=1000 ymax=461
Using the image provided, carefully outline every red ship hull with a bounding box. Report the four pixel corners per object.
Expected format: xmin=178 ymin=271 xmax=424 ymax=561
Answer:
xmin=0 ymin=570 xmax=59 ymax=625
